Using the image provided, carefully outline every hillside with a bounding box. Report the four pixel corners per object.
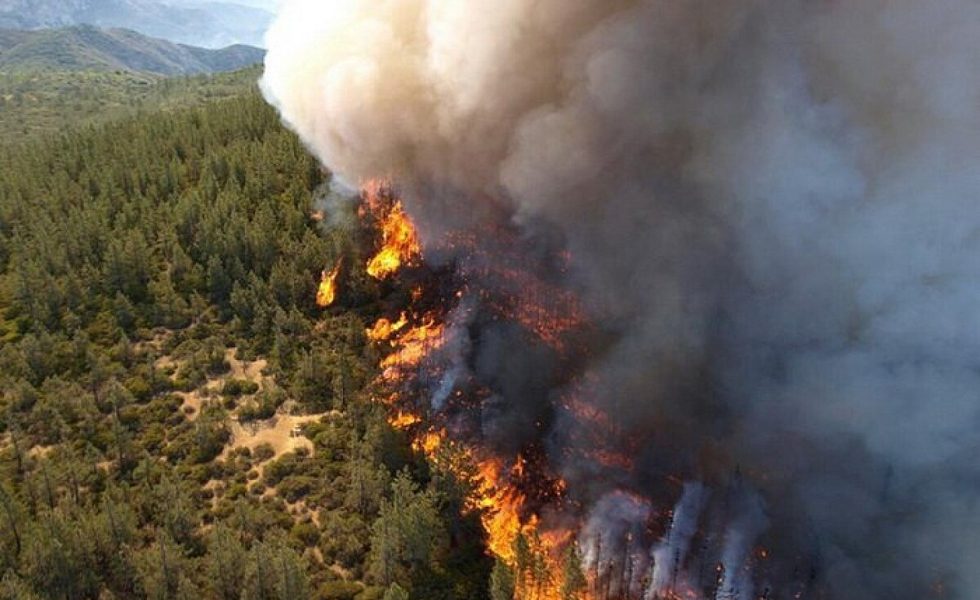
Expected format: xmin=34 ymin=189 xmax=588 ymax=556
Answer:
xmin=0 ymin=0 xmax=272 ymax=48
xmin=0 ymin=67 xmax=263 ymax=141
xmin=0 ymin=87 xmax=490 ymax=598
xmin=0 ymin=25 xmax=264 ymax=74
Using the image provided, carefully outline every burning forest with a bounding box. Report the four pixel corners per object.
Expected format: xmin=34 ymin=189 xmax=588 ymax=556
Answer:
xmin=262 ymin=0 xmax=980 ymax=598
xmin=315 ymin=178 xmax=804 ymax=599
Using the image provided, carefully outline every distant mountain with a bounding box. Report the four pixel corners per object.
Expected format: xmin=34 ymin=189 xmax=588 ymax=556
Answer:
xmin=166 ymin=0 xmax=277 ymax=12
xmin=0 ymin=0 xmax=273 ymax=48
xmin=0 ymin=25 xmax=264 ymax=74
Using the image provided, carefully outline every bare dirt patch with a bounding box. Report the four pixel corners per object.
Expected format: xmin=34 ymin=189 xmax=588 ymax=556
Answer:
xmin=221 ymin=410 xmax=321 ymax=464
xmin=175 ymin=390 xmax=207 ymax=420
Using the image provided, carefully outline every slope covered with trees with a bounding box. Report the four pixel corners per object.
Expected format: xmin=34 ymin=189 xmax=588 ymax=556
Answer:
xmin=0 ymin=26 xmax=264 ymax=74
xmin=0 ymin=82 xmax=491 ymax=599
xmin=0 ymin=66 xmax=262 ymax=143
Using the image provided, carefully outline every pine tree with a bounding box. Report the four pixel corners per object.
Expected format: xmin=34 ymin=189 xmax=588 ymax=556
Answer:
xmin=560 ymin=545 xmax=588 ymax=600
xmin=368 ymin=471 xmax=447 ymax=588
xmin=490 ymin=558 xmax=516 ymax=600
xmin=207 ymin=525 xmax=248 ymax=600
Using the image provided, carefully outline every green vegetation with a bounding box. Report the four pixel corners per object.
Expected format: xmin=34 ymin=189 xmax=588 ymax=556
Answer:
xmin=0 ymin=79 xmax=491 ymax=598
xmin=0 ymin=67 xmax=262 ymax=143
xmin=0 ymin=26 xmax=264 ymax=75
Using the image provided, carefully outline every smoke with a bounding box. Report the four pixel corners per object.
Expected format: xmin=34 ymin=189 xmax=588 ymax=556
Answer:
xmin=714 ymin=486 xmax=768 ymax=600
xmin=580 ymin=491 xmax=653 ymax=599
xmin=262 ymin=0 xmax=980 ymax=597
xmin=648 ymin=482 xmax=707 ymax=598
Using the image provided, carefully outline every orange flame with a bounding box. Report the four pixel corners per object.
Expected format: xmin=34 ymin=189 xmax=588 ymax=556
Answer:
xmin=390 ymin=411 xmax=421 ymax=429
xmin=316 ymin=261 xmax=341 ymax=307
xmin=352 ymin=182 xmax=598 ymax=600
xmin=366 ymin=312 xmax=409 ymax=342
xmin=413 ymin=429 xmax=445 ymax=454
xmin=364 ymin=187 xmax=421 ymax=279
xmin=379 ymin=316 xmax=445 ymax=371
xmin=476 ymin=457 xmax=534 ymax=563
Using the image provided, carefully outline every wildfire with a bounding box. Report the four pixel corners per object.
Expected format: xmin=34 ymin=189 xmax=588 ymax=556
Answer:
xmin=413 ymin=429 xmax=446 ymax=454
xmin=366 ymin=312 xmax=409 ymax=342
xmin=366 ymin=313 xmax=567 ymax=592
xmin=378 ymin=316 xmax=445 ymax=371
xmin=390 ymin=411 xmax=421 ymax=429
xmin=476 ymin=457 xmax=535 ymax=563
xmin=315 ymin=261 xmax=341 ymax=307
xmin=479 ymin=266 xmax=587 ymax=352
xmin=339 ymin=183 xmax=607 ymax=600
xmin=362 ymin=182 xmax=422 ymax=279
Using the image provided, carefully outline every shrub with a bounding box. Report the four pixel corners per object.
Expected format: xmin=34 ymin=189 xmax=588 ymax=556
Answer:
xmin=316 ymin=581 xmax=364 ymax=600
xmin=277 ymin=475 xmax=316 ymax=503
xmin=221 ymin=378 xmax=259 ymax=397
xmin=253 ymin=443 xmax=275 ymax=462
xmin=291 ymin=521 xmax=320 ymax=547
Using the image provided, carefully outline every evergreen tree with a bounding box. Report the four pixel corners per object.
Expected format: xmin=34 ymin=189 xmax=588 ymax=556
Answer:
xmin=206 ymin=525 xmax=248 ymax=600
xmin=489 ymin=559 xmax=515 ymax=600
xmin=368 ymin=471 xmax=447 ymax=588
xmin=560 ymin=545 xmax=587 ymax=600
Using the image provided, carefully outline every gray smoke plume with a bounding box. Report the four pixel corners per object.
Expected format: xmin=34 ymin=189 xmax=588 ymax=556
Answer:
xmin=262 ymin=0 xmax=980 ymax=597
xmin=580 ymin=491 xmax=653 ymax=599
xmin=648 ymin=482 xmax=708 ymax=598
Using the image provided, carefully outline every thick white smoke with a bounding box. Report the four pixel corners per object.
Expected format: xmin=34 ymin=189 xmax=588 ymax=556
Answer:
xmin=262 ymin=0 xmax=980 ymax=597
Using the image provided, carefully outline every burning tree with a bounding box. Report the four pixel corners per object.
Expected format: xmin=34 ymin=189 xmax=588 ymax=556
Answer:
xmin=311 ymin=182 xmax=784 ymax=600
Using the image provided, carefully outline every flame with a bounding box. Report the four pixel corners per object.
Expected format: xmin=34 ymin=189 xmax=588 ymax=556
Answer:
xmin=347 ymin=183 xmax=600 ymax=600
xmin=414 ymin=429 xmax=445 ymax=454
xmin=316 ymin=261 xmax=341 ymax=307
xmin=390 ymin=411 xmax=421 ymax=429
xmin=377 ymin=323 xmax=578 ymax=599
xmin=480 ymin=266 xmax=586 ymax=352
xmin=379 ymin=316 xmax=445 ymax=371
xmin=363 ymin=182 xmax=421 ymax=279
xmin=366 ymin=312 xmax=409 ymax=342
xmin=476 ymin=457 xmax=534 ymax=563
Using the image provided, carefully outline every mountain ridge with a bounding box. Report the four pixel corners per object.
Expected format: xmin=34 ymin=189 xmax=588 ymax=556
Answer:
xmin=0 ymin=0 xmax=272 ymax=48
xmin=0 ymin=25 xmax=264 ymax=74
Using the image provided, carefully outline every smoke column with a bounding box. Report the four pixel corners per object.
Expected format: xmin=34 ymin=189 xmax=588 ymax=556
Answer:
xmin=262 ymin=0 xmax=980 ymax=597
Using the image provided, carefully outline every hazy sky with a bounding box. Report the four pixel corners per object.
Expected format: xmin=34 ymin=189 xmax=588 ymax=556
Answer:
xmin=166 ymin=0 xmax=277 ymax=10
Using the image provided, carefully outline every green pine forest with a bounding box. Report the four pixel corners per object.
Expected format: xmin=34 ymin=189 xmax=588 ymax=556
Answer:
xmin=0 ymin=71 xmax=501 ymax=599
xmin=0 ymin=68 xmax=263 ymax=142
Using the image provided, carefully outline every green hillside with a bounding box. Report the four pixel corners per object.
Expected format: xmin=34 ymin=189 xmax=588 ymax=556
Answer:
xmin=0 ymin=87 xmax=490 ymax=598
xmin=0 ymin=26 xmax=264 ymax=74
xmin=0 ymin=66 xmax=261 ymax=142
